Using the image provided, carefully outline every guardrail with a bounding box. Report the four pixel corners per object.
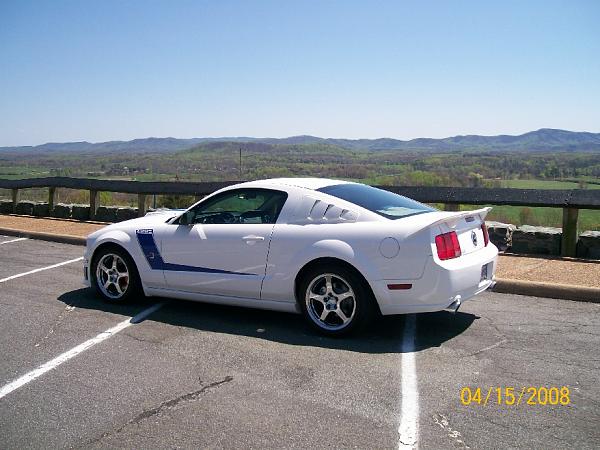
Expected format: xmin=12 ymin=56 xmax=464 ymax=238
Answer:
xmin=1 ymin=177 xmax=599 ymax=257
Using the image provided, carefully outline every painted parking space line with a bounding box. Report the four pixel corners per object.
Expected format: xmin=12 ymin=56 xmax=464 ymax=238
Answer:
xmin=0 ymin=257 xmax=83 ymax=283
xmin=398 ymin=314 xmax=419 ymax=449
xmin=0 ymin=302 xmax=165 ymax=400
xmin=0 ymin=237 xmax=28 ymax=246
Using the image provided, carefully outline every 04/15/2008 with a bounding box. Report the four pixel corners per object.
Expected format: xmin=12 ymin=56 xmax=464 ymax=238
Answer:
xmin=460 ymin=386 xmax=571 ymax=406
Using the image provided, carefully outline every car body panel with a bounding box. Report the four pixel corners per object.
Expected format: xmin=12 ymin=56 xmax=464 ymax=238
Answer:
xmin=155 ymin=222 xmax=273 ymax=298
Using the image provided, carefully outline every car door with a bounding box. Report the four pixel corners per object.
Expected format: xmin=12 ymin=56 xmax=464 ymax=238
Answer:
xmin=156 ymin=188 xmax=287 ymax=299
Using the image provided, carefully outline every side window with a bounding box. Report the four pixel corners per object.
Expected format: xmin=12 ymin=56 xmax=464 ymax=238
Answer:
xmin=183 ymin=189 xmax=287 ymax=225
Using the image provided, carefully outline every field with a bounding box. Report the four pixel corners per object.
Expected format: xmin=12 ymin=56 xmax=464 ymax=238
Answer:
xmin=497 ymin=179 xmax=600 ymax=190
xmin=480 ymin=205 xmax=599 ymax=231
xmin=480 ymin=180 xmax=600 ymax=230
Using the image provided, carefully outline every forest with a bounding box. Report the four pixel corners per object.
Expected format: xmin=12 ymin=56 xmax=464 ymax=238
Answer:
xmin=1 ymin=141 xmax=600 ymax=185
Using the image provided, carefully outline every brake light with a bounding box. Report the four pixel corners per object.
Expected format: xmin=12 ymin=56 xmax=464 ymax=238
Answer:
xmin=435 ymin=231 xmax=462 ymax=260
xmin=481 ymin=223 xmax=489 ymax=246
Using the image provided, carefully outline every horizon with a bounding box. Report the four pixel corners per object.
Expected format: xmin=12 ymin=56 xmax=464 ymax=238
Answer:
xmin=1 ymin=1 xmax=599 ymax=146
xmin=3 ymin=127 xmax=600 ymax=148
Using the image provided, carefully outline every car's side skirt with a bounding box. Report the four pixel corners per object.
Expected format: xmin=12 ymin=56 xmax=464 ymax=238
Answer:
xmin=144 ymin=287 xmax=300 ymax=314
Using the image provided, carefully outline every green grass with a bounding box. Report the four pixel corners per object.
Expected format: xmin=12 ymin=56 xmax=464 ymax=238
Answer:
xmin=481 ymin=180 xmax=600 ymax=229
xmin=495 ymin=179 xmax=600 ymax=189
xmin=477 ymin=205 xmax=599 ymax=231
xmin=0 ymin=166 xmax=50 ymax=179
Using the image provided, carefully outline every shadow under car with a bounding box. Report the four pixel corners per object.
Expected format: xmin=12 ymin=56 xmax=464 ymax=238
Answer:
xmin=58 ymin=288 xmax=479 ymax=354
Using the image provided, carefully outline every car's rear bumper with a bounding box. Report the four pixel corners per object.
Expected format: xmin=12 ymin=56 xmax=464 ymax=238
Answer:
xmin=373 ymin=243 xmax=498 ymax=315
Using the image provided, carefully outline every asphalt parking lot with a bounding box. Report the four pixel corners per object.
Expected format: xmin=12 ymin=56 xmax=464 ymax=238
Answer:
xmin=0 ymin=236 xmax=599 ymax=449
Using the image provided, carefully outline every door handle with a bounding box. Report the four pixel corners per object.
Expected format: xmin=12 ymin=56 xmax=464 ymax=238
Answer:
xmin=242 ymin=235 xmax=265 ymax=243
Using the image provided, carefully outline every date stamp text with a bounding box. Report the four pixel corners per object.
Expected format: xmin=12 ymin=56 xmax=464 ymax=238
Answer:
xmin=460 ymin=386 xmax=571 ymax=406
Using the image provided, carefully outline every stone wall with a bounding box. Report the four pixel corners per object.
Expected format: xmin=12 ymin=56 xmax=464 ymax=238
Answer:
xmin=0 ymin=201 xmax=138 ymax=223
xmin=577 ymin=231 xmax=600 ymax=259
xmin=511 ymin=225 xmax=562 ymax=256
xmin=487 ymin=222 xmax=600 ymax=259
xmin=486 ymin=221 xmax=516 ymax=252
xmin=0 ymin=200 xmax=12 ymax=214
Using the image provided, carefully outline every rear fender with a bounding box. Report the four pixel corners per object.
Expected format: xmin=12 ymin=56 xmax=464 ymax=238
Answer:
xmin=291 ymin=239 xmax=382 ymax=283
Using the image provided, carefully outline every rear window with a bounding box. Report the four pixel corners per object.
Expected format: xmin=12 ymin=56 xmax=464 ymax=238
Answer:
xmin=317 ymin=183 xmax=436 ymax=220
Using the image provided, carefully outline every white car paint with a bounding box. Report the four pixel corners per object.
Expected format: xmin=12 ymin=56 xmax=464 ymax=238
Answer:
xmin=84 ymin=178 xmax=498 ymax=315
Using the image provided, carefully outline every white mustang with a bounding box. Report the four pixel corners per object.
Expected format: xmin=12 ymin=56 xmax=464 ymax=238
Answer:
xmin=84 ymin=178 xmax=498 ymax=335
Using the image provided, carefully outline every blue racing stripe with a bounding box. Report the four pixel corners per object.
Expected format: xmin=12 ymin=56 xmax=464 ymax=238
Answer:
xmin=136 ymin=230 xmax=254 ymax=276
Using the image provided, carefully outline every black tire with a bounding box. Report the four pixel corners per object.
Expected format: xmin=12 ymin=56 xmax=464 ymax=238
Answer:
xmin=91 ymin=246 xmax=142 ymax=302
xmin=298 ymin=264 xmax=375 ymax=336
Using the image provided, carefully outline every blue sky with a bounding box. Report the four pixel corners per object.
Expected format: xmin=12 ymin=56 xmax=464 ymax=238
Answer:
xmin=1 ymin=0 xmax=599 ymax=146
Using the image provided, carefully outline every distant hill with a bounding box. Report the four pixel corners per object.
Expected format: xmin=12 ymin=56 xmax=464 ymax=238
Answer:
xmin=0 ymin=137 xmax=207 ymax=154
xmin=2 ymin=129 xmax=600 ymax=154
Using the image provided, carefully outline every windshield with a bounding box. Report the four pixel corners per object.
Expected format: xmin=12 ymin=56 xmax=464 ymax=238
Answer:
xmin=317 ymin=183 xmax=436 ymax=220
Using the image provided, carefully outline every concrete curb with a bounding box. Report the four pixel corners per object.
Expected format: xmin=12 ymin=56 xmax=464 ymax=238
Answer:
xmin=493 ymin=278 xmax=600 ymax=303
xmin=1 ymin=213 xmax=108 ymax=226
xmin=0 ymin=227 xmax=86 ymax=246
xmin=1 ymin=227 xmax=599 ymax=304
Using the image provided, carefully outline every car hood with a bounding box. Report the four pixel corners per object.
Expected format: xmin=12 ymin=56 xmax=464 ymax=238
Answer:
xmin=87 ymin=209 xmax=181 ymax=240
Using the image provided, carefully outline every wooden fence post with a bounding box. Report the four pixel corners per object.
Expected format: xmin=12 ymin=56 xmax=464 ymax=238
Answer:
xmin=48 ymin=187 xmax=56 ymax=213
xmin=138 ymin=194 xmax=147 ymax=217
xmin=89 ymin=190 xmax=99 ymax=220
xmin=11 ymin=188 xmax=19 ymax=213
xmin=561 ymin=207 xmax=579 ymax=257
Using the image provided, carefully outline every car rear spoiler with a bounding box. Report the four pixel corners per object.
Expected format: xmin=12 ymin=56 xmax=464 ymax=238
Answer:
xmin=428 ymin=207 xmax=492 ymax=230
xmin=407 ymin=207 xmax=492 ymax=237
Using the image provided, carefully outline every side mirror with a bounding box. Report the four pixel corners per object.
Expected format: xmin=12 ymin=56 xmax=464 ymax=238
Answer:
xmin=179 ymin=210 xmax=195 ymax=226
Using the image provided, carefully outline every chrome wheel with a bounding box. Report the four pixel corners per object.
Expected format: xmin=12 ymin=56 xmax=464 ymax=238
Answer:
xmin=305 ymin=273 xmax=356 ymax=331
xmin=96 ymin=253 xmax=130 ymax=300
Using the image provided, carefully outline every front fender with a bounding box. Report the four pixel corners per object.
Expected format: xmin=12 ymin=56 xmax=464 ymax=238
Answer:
xmin=86 ymin=230 xmax=134 ymax=262
xmin=85 ymin=228 xmax=166 ymax=294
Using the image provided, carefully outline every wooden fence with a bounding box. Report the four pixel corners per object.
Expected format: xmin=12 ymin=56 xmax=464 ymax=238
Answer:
xmin=1 ymin=177 xmax=599 ymax=257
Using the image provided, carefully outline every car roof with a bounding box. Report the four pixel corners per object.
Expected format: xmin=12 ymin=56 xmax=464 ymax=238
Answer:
xmin=235 ymin=177 xmax=353 ymax=191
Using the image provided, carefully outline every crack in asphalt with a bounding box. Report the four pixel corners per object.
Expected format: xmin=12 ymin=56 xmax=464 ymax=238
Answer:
xmin=33 ymin=303 xmax=76 ymax=348
xmin=462 ymin=316 xmax=508 ymax=357
xmin=475 ymin=414 xmax=512 ymax=431
xmin=129 ymin=376 xmax=234 ymax=425
xmin=122 ymin=331 xmax=164 ymax=345
xmin=81 ymin=376 xmax=233 ymax=447
xmin=482 ymin=316 xmax=507 ymax=340
xmin=468 ymin=338 xmax=508 ymax=357
xmin=433 ymin=413 xmax=470 ymax=449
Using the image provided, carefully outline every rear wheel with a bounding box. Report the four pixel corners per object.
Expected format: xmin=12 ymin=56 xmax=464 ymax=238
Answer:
xmin=91 ymin=247 xmax=141 ymax=302
xmin=298 ymin=265 xmax=374 ymax=336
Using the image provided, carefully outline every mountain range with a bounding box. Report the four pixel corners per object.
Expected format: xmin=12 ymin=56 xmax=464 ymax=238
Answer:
xmin=2 ymin=128 xmax=600 ymax=154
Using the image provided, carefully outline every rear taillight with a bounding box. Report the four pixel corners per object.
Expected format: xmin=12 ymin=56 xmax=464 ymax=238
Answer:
xmin=481 ymin=223 xmax=489 ymax=246
xmin=435 ymin=231 xmax=462 ymax=260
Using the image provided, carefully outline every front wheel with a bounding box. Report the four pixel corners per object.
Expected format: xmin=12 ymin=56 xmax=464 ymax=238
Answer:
xmin=298 ymin=266 xmax=374 ymax=336
xmin=91 ymin=247 xmax=141 ymax=302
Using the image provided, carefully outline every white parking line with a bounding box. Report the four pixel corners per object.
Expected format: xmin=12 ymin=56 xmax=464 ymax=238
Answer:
xmin=398 ymin=314 xmax=419 ymax=449
xmin=0 ymin=237 xmax=28 ymax=246
xmin=0 ymin=257 xmax=83 ymax=283
xmin=0 ymin=302 xmax=164 ymax=400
